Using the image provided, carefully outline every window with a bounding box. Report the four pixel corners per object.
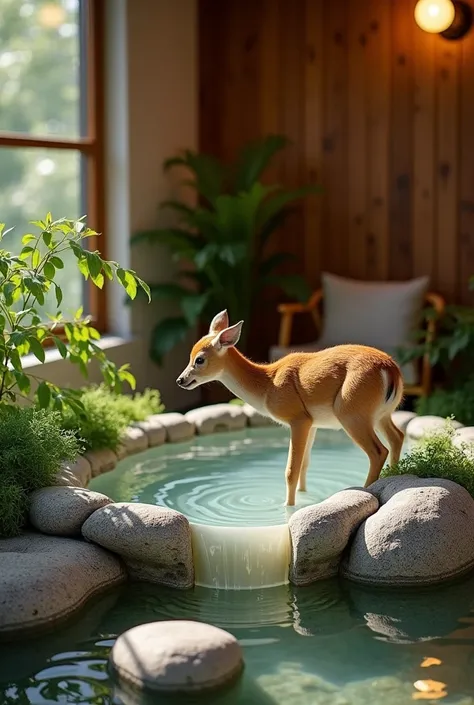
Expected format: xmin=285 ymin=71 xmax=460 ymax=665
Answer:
xmin=0 ymin=0 xmax=106 ymax=330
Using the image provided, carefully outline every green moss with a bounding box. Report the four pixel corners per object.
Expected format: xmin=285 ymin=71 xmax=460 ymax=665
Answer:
xmin=381 ymin=419 xmax=474 ymax=497
xmin=0 ymin=406 xmax=80 ymax=537
xmin=415 ymin=376 xmax=474 ymax=426
xmin=60 ymin=385 xmax=164 ymax=452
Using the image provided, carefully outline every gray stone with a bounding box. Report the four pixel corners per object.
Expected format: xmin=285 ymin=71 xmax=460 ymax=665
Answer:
xmin=110 ymin=620 xmax=243 ymax=693
xmin=391 ymin=410 xmax=417 ymax=433
xmin=59 ymin=456 xmax=92 ymax=487
xmin=0 ymin=533 xmax=125 ymax=636
xmin=288 ymin=489 xmax=379 ymax=586
xmin=454 ymin=426 xmax=474 ymax=442
xmin=84 ymin=448 xmax=117 ymax=477
xmin=119 ymin=426 xmax=149 ymax=456
xmin=406 ymin=414 xmax=463 ymax=441
xmin=343 ymin=475 xmax=474 ymax=586
xmin=241 ymin=403 xmax=274 ymax=427
xmin=82 ymin=502 xmax=194 ymax=588
xmin=29 ymin=486 xmax=113 ymax=536
xmin=134 ymin=417 xmax=166 ymax=447
xmin=52 ymin=466 xmax=83 ymax=488
xmin=185 ymin=404 xmax=247 ymax=435
xmin=152 ymin=412 xmax=194 ymax=443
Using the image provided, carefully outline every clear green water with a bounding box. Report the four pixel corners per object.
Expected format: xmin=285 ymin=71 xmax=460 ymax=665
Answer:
xmin=4 ymin=426 xmax=474 ymax=705
xmin=91 ymin=426 xmax=371 ymax=526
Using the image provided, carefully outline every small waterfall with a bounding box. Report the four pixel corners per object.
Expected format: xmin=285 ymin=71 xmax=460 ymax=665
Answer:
xmin=190 ymin=522 xmax=291 ymax=590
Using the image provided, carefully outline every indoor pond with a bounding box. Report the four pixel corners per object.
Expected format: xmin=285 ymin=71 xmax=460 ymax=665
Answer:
xmin=3 ymin=425 xmax=474 ymax=705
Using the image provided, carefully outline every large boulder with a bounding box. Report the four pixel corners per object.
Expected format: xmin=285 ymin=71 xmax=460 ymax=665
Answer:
xmin=29 ymin=486 xmax=113 ymax=536
xmin=342 ymin=475 xmax=474 ymax=586
xmin=110 ymin=620 xmax=243 ymax=694
xmin=84 ymin=448 xmax=117 ymax=478
xmin=0 ymin=533 xmax=125 ymax=636
xmin=134 ymin=417 xmax=166 ymax=447
xmin=391 ymin=410 xmax=417 ymax=433
xmin=154 ymin=413 xmax=194 ymax=443
xmin=54 ymin=456 xmax=92 ymax=488
xmin=117 ymin=426 xmax=149 ymax=458
xmin=82 ymin=502 xmax=194 ymax=588
xmin=185 ymin=404 xmax=247 ymax=435
xmin=406 ymin=415 xmax=463 ymax=441
xmin=288 ymin=489 xmax=379 ymax=586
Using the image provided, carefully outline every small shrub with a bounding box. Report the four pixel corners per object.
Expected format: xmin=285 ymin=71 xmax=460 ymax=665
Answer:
xmin=112 ymin=387 xmax=164 ymax=423
xmin=60 ymin=385 xmax=165 ymax=452
xmin=0 ymin=406 xmax=80 ymax=537
xmin=381 ymin=420 xmax=474 ymax=497
xmin=229 ymin=397 xmax=245 ymax=406
xmin=415 ymin=376 xmax=474 ymax=426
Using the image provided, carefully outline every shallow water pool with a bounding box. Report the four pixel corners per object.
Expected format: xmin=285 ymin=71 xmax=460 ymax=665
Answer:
xmin=4 ymin=425 xmax=474 ymax=705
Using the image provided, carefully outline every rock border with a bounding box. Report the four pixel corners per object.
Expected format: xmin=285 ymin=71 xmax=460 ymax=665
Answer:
xmin=4 ymin=405 xmax=474 ymax=637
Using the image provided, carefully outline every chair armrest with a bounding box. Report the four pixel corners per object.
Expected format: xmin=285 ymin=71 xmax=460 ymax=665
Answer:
xmin=277 ymin=290 xmax=323 ymax=347
xmin=420 ymin=291 xmax=446 ymax=396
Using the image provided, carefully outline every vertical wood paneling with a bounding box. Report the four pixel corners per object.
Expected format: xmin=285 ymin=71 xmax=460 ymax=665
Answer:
xmin=390 ymin=0 xmax=414 ymax=280
xmin=322 ymin=0 xmax=348 ymax=276
xmin=459 ymin=28 xmax=474 ymax=303
xmin=413 ymin=27 xmax=436 ymax=281
xmin=347 ymin=0 xmax=368 ymax=279
xmin=303 ymin=0 xmax=323 ymax=287
xmin=436 ymin=41 xmax=460 ymax=301
xmin=366 ymin=0 xmax=390 ymax=280
xmin=199 ymin=0 xmax=474 ymax=349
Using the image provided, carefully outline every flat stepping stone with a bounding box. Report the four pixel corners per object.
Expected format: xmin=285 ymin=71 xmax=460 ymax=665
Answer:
xmin=110 ymin=620 xmax=243 ymax=693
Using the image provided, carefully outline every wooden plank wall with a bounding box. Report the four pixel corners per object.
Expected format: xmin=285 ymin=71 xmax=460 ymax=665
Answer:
xmin=198 ymin=0 xmax=474 ymax=354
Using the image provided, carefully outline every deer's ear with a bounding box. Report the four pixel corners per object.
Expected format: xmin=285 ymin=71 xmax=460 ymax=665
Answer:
xmin=213 ymin=321 xmax=243 ymax=350
xmin=209 ymin=310 xmax=229 ymax=334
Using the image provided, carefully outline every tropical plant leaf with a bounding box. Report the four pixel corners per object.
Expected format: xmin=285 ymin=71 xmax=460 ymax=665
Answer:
xmin=146 ymin=282 xmax=193 ymax=301
xmin=130 ymin=228 xmax=198 ymax=255
xmin=259 ymin=252 xmax=296 ymax=277
xmin=163 ymin=151 xmax=224 ymax=205
xmin=182 ymin=292 xmax=210 ymax=325
xmin=264 ymin=273 xmax=312 ymax=302
xmin=150 ymin=317 xmax=190 ymax=366
xmin=231 ymin=134 xmax=290 ymax=192
xmin=256 ymin=184 xmax=321 ymax=237
xmin=159 ymin=200 xmax=196 ymax=224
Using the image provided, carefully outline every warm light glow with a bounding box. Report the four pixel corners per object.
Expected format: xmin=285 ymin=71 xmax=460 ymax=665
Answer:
xmin=37 ymin=3 xmax=66 ymax=29
xmin=414 ymin=0 xmax=456 ymax=33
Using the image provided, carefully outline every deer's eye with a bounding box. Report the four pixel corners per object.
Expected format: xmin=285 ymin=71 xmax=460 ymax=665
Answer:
xmin=195 ymin=356 xmax=205 ymax=366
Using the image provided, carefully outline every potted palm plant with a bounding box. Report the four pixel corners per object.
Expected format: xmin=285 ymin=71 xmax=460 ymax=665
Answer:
xmin=131 ymin=135 xmax=320 ymax=393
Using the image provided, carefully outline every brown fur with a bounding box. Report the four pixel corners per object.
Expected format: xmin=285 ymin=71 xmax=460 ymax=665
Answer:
xmin=177 ymin=311 xmax=405 ymax=506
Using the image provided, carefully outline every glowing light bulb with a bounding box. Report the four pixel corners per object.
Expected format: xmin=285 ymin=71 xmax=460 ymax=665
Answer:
xmin=414 ymin=0 xmax=456 ymax=33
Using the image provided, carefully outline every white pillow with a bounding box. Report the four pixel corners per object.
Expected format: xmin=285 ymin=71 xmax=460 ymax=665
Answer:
xmin=319 ymin=272 xmax=429 ymax=385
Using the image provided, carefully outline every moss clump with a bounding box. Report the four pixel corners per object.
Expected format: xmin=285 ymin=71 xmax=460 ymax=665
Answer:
xmin=0 ymin=406 xmax=80 ymax=537
xmin=60 ymin=385 xmax=164 ymax=452
xmin=381 ymin=419 xmax=474 ymax=497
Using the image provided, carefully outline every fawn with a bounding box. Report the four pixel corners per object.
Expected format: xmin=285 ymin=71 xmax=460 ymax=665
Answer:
xmin=177 ymin=310 xmax=405 ymax=506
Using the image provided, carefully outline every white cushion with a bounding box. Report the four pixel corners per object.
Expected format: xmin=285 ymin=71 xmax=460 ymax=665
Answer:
xmin=271 ymin=273 xmax=429 ymax=386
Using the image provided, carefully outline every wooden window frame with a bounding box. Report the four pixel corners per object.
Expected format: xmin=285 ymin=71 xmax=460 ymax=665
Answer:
xmin=0 ymin=0 xmax=107 ymax=339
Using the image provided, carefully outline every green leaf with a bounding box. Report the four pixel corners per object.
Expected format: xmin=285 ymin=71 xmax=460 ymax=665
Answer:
xmin=117 ymin=268 xmax=138 ymax=299
xmin=13 ymin=371 xmax=31 ymax=395
xmin=137 ymin=277 xmax=151 ymax=302
xmin=51 ymin=256 xmax=64 ymax=269
xmin=51 ymin=335 xmax=68 ymax=358
xmin=259 ymin=252 xmax=296 ymax=276
xmin=43 ymin=261 xmax=55 ymax=279
xmin=130 ymin=228 xmax=198 ymax=255
xmin=22 ymin=233 xmax=36 ymax=245
xmin=36 ymin=381 xmax=51 ymax=409
xmin=256 ymin=185 xmax=321 ymax=240
xmin=145 ymin=282 xmax=193 ymax=301
xmin=54 ymin=282 xmax=63 ymax=307
xmin=85 ymin=251 xmax=102 ymax=279
xmin=163 ymin=150 xmax=224 ymax=205
xmin=150 ymin=317 xmax=190 ymax=365
xmin=42 ymin=231 xmax=52 ymax=248
xmin=118 ymin=367 xmax=137 ymax=390
xmin=182 ymin=292 xmax=210 ymax=325
xmin=264 ymin=273 xmax=312 ymax=302
xmin=158 ymin=200 xmax=196 ymax=223
xmin=232 ymin=134 xmax=290 ymax=192
xmin=28 ymin=337 xmax=46 ymax=363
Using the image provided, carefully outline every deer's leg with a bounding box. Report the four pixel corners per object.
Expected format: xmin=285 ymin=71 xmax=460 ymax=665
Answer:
xmin=298 ymin=426 xmax=317 ymax=492
xmin=285 ymin=420 xmax=312 ymax=506
xmin=377 ymin=414 xmax=404 ymax=467
xmin=340 ymin=417 xmax=388 ymax=487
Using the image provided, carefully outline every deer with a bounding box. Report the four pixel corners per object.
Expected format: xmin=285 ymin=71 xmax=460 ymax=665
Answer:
xmin=177 ymin=310 xmax=405 ymax=506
